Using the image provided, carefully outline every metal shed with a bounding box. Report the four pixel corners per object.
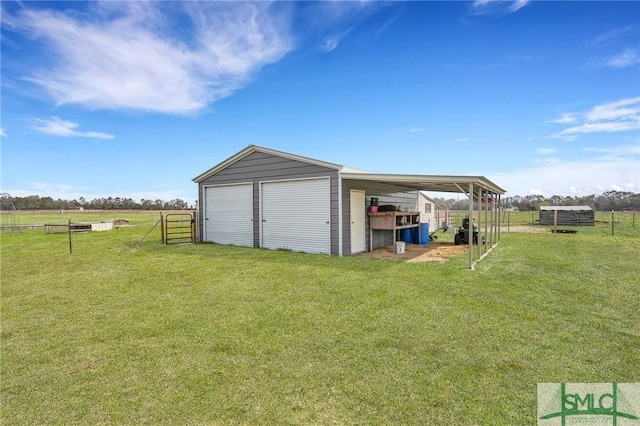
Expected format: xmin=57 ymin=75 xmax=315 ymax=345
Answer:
xmin=539 ymin=206 xmax=594 ymax=226
xmin=193 ymin=145 xmax=506 ymax=269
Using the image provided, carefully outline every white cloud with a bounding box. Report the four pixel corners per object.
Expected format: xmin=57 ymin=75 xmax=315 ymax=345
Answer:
xmin=606 ymin=48 xmax=640 ymax=68
xmin=4 ymin=2 xmax=294 ymax=115
xmin=312 ymin=0 xmax=385 ymax=52
xmin=451 ymin=137 xmax=470 ymax=143
xmin=546 ymin=112 xmax=578 ymax=124
xmin=489 ymin=144 xmax=640 ymax=196
xmin=471 ymin=0 xmax=529 ymax=16
xmin=532 ymin=157 xmax=560 ymax=166
xmin=321 ymin=27 xmax=354 ymax=53
xmin=586 ymin=97 xmax=640 ymax=122
xmin=410 ymin=128 xmax=424 ymax=133
xmin=0 ymin=127 xmax=6 ymax=137
xmin=550 ymin=97 xmax=640 ymax=140
xmin=591 ymin=26 xmax=634 ymax=47
xmin=29 ymin=117 xmax=115 ymax=139
xmin=536 ymin=148 xmax=557 ymax=155
xmin=584 ymin=144 xmax=640 ymax=156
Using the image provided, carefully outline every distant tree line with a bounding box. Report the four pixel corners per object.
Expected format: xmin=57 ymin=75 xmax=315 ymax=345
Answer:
xmin=2 ymin=191 xmax=639 ymax=212
xmin=0 ymin=193 xmax=194 ymax=211
xmin=432 ymin=191 xmax=640 ymax=211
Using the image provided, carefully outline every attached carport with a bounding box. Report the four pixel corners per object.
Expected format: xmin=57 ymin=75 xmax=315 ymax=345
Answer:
xmin=340 ymin=172 xmax=506 ymax=270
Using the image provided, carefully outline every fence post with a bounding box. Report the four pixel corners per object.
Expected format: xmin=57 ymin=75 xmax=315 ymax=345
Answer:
xmin=68 ymin=218 xmax=73 ymax=254
xmin=160 ymin=212 xmax=165 ymax=244
xmin=611 ymin=210 xmax=614 ymax=236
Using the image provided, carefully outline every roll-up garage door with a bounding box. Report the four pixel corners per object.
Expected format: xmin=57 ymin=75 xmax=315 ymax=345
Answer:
xmin=204 ymin=183 xmax=253 ymax=246
xmin=261 ymin=178 xmax=331 ymax=254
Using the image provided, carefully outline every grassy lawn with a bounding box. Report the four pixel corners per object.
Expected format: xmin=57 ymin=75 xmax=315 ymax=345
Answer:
xmin=1 ymin=212 xmax=639 ymax=424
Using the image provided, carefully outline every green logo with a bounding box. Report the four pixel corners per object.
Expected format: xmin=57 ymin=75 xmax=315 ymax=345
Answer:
xmin=538 ymin=383 xmax=640 ymax=425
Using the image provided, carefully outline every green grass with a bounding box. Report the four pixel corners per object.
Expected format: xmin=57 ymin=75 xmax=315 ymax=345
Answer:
xmin=1 ymin=213 xmax=639 ymax=424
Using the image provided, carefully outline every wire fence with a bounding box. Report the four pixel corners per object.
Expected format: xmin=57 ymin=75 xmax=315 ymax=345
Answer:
xmin=435 ymin=210 xmax=639 ymax=237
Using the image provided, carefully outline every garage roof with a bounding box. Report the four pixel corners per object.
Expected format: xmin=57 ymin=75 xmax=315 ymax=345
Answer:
xmin=193 ymin=145 xmax=345 ymax=182
xmin=193 ymin=144 xmax=506 ymax=195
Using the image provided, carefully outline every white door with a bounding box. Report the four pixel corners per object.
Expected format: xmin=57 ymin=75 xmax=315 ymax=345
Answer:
xmin=204 ymin=183 xmax=253 ymax=246
xmin=350 ymin=190 xmax=365 ymax=254
xmin=261 ymin=178 xmax=331 ymax=254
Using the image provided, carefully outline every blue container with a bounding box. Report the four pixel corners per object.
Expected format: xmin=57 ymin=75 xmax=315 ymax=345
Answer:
xmin=420 ymin=223 xmax=430 ymax=245
xmin=412 ymin=227 xmax=420 ymax=244
xmin=400 ymin=228 xmax=413 ymax=243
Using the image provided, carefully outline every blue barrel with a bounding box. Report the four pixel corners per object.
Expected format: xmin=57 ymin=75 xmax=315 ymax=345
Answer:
xmin=420 ymin=223 xmax=430 ymax=245
xmin=412 ymin=227 xmax=420 ymax=244
xmin=400 ymin=228 xmax=413 ymax=243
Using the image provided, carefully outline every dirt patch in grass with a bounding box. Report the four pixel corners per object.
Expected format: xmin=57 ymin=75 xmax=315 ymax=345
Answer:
xmin=356 ymin=242 xmax=468 ymax=262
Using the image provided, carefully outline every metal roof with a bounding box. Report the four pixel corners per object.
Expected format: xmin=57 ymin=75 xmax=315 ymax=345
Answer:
xmin=341 ymin=172 xmax=506 ymax=195
xmin=192 ymin=145 xmax=344 ymax=183
xmin=540 ymin=206 xmax=593 ymax=211
xmin=193 ymin=144 xmax=506 ymax=195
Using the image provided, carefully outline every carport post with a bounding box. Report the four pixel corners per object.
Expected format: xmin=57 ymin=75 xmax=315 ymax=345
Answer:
xmin=484 ymin=191 xmax=489 ymax=252
xmin=468 ymin=182 xmax=473 ymax=269
xmin=496 ymin=194 xmax=502 ymax=242
xmin=492 ymin=193 xmax=498 ymax=245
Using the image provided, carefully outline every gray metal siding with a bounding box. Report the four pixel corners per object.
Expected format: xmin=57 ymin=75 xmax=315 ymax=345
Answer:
xmin=198 ymin=151 xmax=340 ymax=254
xmin=341 ymin=180 xmax=419 ymax=253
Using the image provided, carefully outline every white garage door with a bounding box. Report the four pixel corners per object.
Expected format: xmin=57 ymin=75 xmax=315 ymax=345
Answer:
xmin=204 ymin=183 xmax=253 ymax=246
xmin=261 ymin=178 xmax=331 ymax=254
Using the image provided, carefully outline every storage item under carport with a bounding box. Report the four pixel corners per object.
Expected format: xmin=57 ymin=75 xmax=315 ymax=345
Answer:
xmin=368 ymin=211 xmax=421 ymax=252
xmin=454 ymin=217 xmax=480 ymax=245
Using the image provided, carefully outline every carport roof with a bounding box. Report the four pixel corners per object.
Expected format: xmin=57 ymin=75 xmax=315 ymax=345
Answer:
xmin=193 ymin=144 xmax=505 ymax=195
xmin=341 ymin=172 xmax=506 ymax=195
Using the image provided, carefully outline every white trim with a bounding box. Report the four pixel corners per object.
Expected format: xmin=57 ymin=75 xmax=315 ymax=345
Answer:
xmin=349 ymin=189 xmax=366 ymax=255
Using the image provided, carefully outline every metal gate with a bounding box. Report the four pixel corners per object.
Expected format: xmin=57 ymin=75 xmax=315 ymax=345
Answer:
xmin=164 ymin=212 xmax=196 ymax=245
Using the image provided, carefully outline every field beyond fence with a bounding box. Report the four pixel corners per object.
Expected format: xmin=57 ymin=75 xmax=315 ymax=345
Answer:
xmin=1 ymin=210 xmax=639 ymax=424
xmin=435 ymin=209 xmax=638 ymax=238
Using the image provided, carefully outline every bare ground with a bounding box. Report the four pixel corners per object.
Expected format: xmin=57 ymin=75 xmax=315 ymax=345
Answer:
xmin=356 ymin=242 xmax=468 ymax=262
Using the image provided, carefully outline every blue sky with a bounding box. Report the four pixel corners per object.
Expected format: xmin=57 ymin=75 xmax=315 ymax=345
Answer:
xmin=1 ymin=0 xmax=639 ymax=204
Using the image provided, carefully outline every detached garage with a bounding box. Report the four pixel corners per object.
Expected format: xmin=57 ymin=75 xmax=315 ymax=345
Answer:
xmin=193 ymin=145 xmax=506 ymax=268
xmin=193 ymin=145 xmax=340 ymax=255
